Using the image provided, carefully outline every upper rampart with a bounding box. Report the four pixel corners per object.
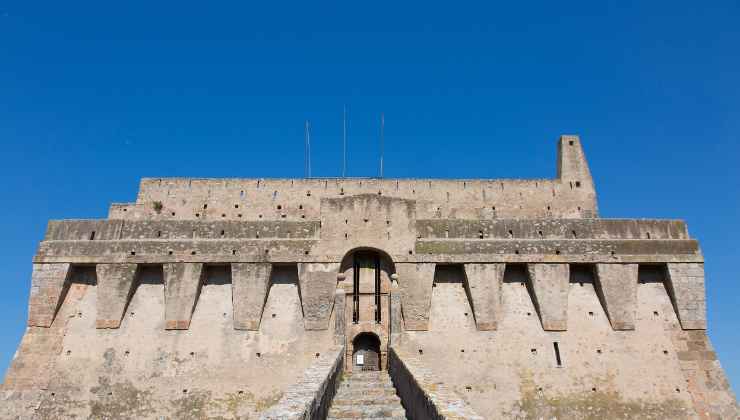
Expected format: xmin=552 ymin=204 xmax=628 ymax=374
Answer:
xmin=109 ymin=136 xmax=597 ymax=221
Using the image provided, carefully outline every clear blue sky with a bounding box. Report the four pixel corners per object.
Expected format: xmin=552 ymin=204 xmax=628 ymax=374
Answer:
xmin=1 ymin=1 xmax=738 ymax=391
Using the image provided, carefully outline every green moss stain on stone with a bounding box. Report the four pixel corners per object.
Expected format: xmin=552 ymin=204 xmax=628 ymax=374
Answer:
xmin=89 ymin=378 xmax=155 ymax=419
xmin=512 ymin=370 xmax=693 ymax=419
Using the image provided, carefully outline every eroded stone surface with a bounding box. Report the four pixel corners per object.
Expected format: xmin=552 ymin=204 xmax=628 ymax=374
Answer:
xmin=3 ymin=136 xmax=736 ymax=419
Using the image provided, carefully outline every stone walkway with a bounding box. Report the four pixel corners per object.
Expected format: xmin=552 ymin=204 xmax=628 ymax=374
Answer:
xmin=328 ymin=371 xmax=408 ymax=420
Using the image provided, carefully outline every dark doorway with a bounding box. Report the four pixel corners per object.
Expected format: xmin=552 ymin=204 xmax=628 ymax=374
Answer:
xmin=352 ymin=332 xmax=381 ymax=371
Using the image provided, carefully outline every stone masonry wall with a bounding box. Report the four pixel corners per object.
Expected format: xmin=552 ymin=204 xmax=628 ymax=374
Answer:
xmin=3 ymin=135 xmax=737 ymax=419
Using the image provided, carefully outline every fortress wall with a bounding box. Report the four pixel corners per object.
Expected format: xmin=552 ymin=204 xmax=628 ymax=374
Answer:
xmin=2 ymin=264 xmax=335 ymax=419
xmin=4 ymin=136 xmax=736 ymax=418
xmin=109 ymin=136 xmax=597 ymax=221
xmin=394 ymin=264 xmax=734 ymax=418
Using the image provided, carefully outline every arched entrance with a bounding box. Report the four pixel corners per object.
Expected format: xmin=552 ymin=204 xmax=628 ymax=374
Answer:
xmin=352 ymin=332 xmax=381 ymax=371
xmin=339 ymin=248 xmax=395 ymax=325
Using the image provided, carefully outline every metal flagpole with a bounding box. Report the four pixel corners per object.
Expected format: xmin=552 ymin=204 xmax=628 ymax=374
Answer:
xmin=342 ymin=106 xmax=347 ymax=178
xmin=380 ymin=113 xmax=384 ymax=178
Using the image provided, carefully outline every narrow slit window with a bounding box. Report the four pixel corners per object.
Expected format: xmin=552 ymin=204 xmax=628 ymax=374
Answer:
xmin=553 ymin=342 xmax=562 ymax=367
xmin=89 ymin=231 xmax=96 ymax=240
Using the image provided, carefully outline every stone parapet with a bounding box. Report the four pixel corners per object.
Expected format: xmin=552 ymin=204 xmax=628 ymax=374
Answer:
xmin=388 ymin=346 xmax=484 ymax=420
xmin=259 ymin=346 xmax=345 ymax=420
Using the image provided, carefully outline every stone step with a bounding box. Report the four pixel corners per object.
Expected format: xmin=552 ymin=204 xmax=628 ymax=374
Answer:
xmin=327 ymin=416 xmax=408 ymax=420
xmin=344 ymin=374 xmax=393 ymax=383
xmin=334 ymin=387 xmax=398 ymax=399
xmin=331 ymin=395 xmax=402 ymax=406
xmin=328 ymin=405 xmax=407 ymax=418
xmin=338 ymin=380 xmax=394 ymax=389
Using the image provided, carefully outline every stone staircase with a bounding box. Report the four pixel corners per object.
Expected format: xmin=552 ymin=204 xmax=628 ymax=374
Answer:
xmin=328 ymin=371 xmax=408 ymax=420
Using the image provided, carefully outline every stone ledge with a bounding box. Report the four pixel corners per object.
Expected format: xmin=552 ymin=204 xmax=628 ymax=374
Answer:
xmin=388 ymin=346 xmax=483 ymax=420
xmin=260 ymin=346 xmax=344 ymax=420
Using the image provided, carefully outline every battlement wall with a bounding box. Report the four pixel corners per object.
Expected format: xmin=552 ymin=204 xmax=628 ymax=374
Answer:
xmin=110 ymin=136 xmax=597 ymax=221
xmin=3 ymin=135 xmax=736 ymax=419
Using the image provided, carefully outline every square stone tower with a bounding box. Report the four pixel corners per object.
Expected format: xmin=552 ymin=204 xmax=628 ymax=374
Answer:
xmin=2 ymin=136 xmax=737 ymax=419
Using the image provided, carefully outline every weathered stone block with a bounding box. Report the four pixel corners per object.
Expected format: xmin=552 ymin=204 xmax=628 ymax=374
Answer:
xmin=163 ymin=262 xmax=204 ymax=330
xmin=232 ymin=262 xmax=272 ymax=330
xmin=27 ymin=263 xmax=71 ymax=327
xmin=298 ymin=263 xmax=339 ymax=330
xmin=594 ymin=263 xmax=638 ymax=330
xmin=666 ymin=263 xmax=707 ymax=330
xmin=527 ymin=263 xmax=569 ymax=331
xmin=96 ymin=263 xmax=138 ymax=329
xmin=463 ymin=263 xmax=504 ymax=330
xmin=396 ymin=263 xmax=435 ymax=331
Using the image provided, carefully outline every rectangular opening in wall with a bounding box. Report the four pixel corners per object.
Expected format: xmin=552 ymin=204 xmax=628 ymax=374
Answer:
xmin=553 ymin=342 xmax=562 ymax=367
xmin=569 ymin=264 xmax=595 ymax=286
xmin=503 ymin=264 xmax=528 ymax=284
xmin=638 ymin=264 xmax=667 ymax=284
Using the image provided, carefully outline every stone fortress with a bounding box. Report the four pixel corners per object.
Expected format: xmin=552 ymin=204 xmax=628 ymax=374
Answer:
xmin=1 ymin=136 xmax=737 ymax=419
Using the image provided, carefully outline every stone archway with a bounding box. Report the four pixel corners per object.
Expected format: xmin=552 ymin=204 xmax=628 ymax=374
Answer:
xmin=352 ymin=332 xmax=381 ymax=371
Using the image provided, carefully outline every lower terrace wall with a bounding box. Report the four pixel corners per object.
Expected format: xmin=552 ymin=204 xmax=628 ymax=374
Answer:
xmin=1 ymin=266 xmax=335 ymax=419
xmin=393 ymin=270 xmax=738 ymax=419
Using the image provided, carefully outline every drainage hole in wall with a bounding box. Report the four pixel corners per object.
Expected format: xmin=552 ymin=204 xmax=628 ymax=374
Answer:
xmin=191 ymin=251 xmax=197 ymax=255
xmin=66 ymin=350 xmax=71 ymax=356
xmin=460 ymin=349 xmax=465 ymax=353
xmin=675 ymin=388 xmax=680 ymax=393
xmin=596 ymin=349 xmax=602 ymax=354
xmin=168 ymin=250 xmax=173 ymax=255
xmin=182 ymin=389 xmax=188 ymax=394
xmin=464 ymin=312 xmax=468 ymax=317
xmin=124 ymin=350 xmax=130 ymax=357
xmin=531 ymin=348 xmax=537 ymax=355
xmin=195 ymin=213 xmax=200 ymax=218
xmin=130 ymin=312 xmax=135 ymax=317
xmin=130 ymin=251 xmax=136 ymax=256
xmin=588 ymin=311 xmax=594 ymax=317
xmin=591 ymin=387 xmax=597 ymax=392
xmin=418 ymin=349 xmax=423 ymax=355
xmin=237 ymin=390 xmax=244 ymax=395
xmin=465 ymin=386 xmax=472 ymax=391
xmin=555 ymin=249 xmax=561 ymax=255
xmin=663 ymin=350 xmax=669 ymax=355
xmin=256 ymin=353 xmax=261 ymax=358
xmin=526 ymin=312 xmax=531 ymax=316
xmin=315 ymin=353 xmax=320 ymax=358
xmin=272 ymin=313 xmax=276 ymax=318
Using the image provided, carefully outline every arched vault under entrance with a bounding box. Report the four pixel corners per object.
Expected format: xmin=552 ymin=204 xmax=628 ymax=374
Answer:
xmin=352 ymin=332 xmax=381 ymax=371
xmin=339 ymin=247 xmax=395 ymax=371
